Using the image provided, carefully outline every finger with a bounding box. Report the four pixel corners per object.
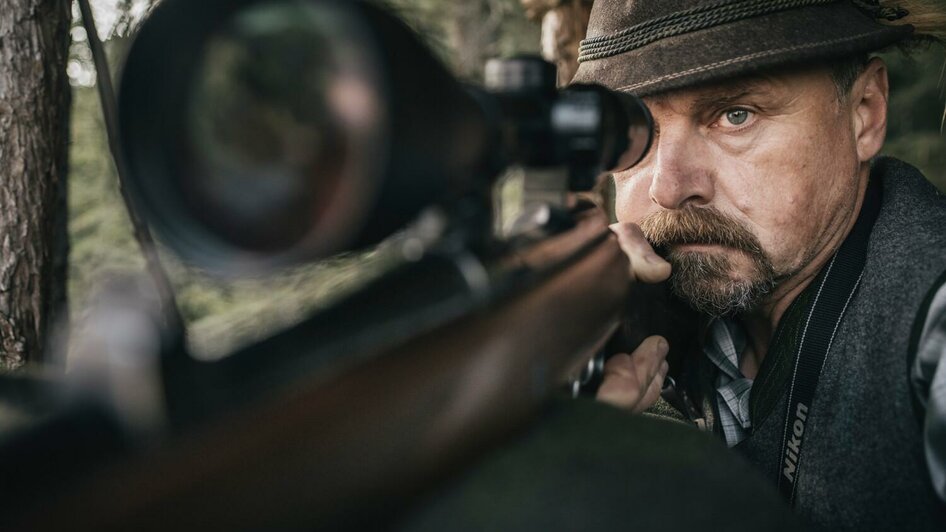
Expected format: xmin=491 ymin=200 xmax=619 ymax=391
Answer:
xmin=630 ymin=336 xmax=669 ymax=382
xmin=609 ymin=223 xmax=671 ymax=283
xmin=597 ymin=337 xmax=669 ymax=411
xmin=596 ymin=368 xmax=643 ymax=410
xmin=601 ymin=352 xmax=635 ymax=378
xmin=633 ymin=364 xmax=668 ymax=414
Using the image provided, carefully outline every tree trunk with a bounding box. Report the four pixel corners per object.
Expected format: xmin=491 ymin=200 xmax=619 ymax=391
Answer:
xmin=0 ymin=0 xmax=72 ymax=370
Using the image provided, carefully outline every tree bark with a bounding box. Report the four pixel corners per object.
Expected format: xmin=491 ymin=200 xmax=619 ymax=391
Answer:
xmin=0 ymin=0 xmax=71 ymax=370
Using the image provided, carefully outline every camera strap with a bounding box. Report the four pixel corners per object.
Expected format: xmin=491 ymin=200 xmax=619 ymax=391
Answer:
xmin=776 ymin=177 xmax=880 ymax=506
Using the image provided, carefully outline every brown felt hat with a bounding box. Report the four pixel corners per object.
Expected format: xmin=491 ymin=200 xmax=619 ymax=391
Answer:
xmin=572 ymin=0 xmax=915 ymax=96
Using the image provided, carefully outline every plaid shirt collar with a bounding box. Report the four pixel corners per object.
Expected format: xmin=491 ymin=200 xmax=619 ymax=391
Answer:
xmin=704 ymin=318 xmax=753 ymax=447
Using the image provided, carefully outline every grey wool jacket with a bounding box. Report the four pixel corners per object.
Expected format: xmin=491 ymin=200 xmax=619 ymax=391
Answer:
xmin=697 ymin=157 xmax=946 ymax=531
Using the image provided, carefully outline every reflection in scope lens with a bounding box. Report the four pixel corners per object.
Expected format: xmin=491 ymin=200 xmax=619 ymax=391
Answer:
xmin=188 ymin=1 xmax=385 ymax=258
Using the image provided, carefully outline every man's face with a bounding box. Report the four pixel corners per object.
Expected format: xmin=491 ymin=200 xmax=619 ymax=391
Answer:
xmin=612 ymin=66 xmax=867 ymax=316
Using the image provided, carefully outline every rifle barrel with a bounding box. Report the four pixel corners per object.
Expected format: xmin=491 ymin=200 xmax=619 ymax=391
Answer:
xmin=22 ymin=211 xmax=628 ymax=530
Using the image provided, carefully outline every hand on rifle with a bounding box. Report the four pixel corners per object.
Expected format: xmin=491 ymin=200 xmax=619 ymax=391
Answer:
xmin=596 ymin=223 xmax=672 ymax=413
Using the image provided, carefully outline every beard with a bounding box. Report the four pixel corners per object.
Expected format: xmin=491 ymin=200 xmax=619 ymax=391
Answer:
xmin=638 ymin=206 xmax=778 ymax=317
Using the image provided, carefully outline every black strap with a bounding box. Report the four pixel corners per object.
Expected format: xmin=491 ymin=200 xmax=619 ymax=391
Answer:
xmin=776 ymin=179 xmax=881 ymax=504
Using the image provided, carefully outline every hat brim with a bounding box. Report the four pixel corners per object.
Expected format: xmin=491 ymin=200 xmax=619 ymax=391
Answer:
xmin=572 ymin=3 xmax=912 ymax=96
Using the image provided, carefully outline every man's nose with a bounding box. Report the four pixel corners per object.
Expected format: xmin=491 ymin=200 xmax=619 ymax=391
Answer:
xmin=648 ymin=128 xmax=715 ymax=210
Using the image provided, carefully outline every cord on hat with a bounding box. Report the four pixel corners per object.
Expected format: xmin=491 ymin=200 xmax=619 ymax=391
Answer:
xmin=851 ymin=0 xmax=909 ymax=21
xmin=578 ymin=0 xmax=839 ymax=63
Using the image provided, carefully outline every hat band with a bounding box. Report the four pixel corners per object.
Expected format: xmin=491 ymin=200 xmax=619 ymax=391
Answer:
xmin=578 ymin=0 xmax=840 ymax=63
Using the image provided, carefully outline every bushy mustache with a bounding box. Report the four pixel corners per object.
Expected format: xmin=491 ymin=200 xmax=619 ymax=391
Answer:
xmin=637 ymin=206 xmax=766 ymax=259
xmin=638 ymin=206 xmax=777 ymax=316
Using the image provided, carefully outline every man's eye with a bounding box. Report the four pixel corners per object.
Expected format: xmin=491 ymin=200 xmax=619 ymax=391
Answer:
xmin=723 ymin=109 xmax=750 ymax=126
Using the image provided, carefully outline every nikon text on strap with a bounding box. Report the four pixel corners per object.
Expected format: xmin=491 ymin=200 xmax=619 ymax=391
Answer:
xmin=776 ymin=178 xmax=881 ymax=505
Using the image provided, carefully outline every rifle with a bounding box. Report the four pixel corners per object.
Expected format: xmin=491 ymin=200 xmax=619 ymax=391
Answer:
xmin=1 ymin=0 xmax=711 ymax=528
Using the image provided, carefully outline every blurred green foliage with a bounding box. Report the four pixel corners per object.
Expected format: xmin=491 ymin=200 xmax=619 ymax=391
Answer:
xmin=67 ymin=2 xmax=945 ymax=357
xmin=384 ymin=0 xmax=540 ymax=79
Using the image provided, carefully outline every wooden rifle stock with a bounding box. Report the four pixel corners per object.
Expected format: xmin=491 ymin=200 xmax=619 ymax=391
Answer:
xmin=21 ymin=209 xmax=629 ymax=530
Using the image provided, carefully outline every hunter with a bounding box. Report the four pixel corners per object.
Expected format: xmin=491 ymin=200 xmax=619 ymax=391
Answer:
xmin=576 ymin=0 xmax=946 ymax=530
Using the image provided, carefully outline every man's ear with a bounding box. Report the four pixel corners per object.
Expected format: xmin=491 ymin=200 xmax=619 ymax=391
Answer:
xmin=851 ymin=57 xmax=890 ymax=163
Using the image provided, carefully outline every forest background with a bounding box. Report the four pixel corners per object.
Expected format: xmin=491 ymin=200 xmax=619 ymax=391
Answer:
xmin=69 ymin=0 xmax=946 ymax=360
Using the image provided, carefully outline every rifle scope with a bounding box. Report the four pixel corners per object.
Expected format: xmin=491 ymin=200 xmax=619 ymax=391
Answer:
xmin=119 ymin=0 xmax=653 ymax=273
